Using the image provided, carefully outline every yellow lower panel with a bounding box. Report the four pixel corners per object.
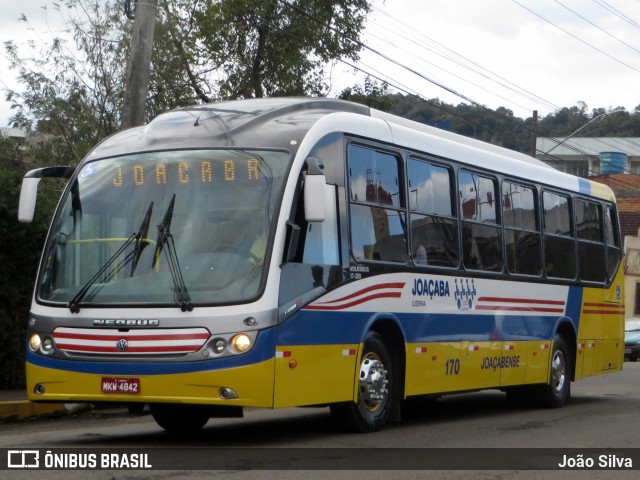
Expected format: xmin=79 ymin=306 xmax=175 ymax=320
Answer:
xmin=273 ymin=344 xmax=360 ymax=408
xmin=523 ymin=341 xmax=551 ymax=384
xmin=405 ymin=342 xmax=465 ymax=396
xmin=406 ymin=340 xmax=553 ymax=396
xmin=26 ymin=359 xmax=275 ymax=408
xmin=576 ymin=337 xmax=624 ymax=379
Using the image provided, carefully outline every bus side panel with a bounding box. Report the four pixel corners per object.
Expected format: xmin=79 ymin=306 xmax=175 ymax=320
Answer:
xmin=405 ymin=339 xmax=551 ymax=394
xmin=523 ymin=340 xmax=552 ymax=384
xmin=272 ymin=310 xmax=364 ymax=408
xmin=577 ymin=282 xmax=624 ymax=377
xmin=272 ymin=344 xmax=360 ymax=408
xmin=499 ymin=341 xmax=527 ymax=387
xmin=405 ymin=342 xmax=464 ymax=395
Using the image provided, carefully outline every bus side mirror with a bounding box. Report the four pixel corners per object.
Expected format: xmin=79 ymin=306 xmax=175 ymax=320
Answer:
xmin=18 ymin=166 xmax=75 ymax=223
xmin=18 ymin=177 xmax=42 ymax=223
xmin=304 ymin=157 xmax=326 ymax=223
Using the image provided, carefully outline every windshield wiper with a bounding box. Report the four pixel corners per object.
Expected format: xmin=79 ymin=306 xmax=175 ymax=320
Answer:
xmin=130 ymin=201 xmax=153 ymax=276
xmin=152 ymin=194 xmax=193 ymax=312
xmin=68 ymin=202 xmax=154 ymax=313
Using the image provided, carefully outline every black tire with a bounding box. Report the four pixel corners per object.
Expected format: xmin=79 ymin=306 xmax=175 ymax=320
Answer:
xmin=150 ymin=403 xmax=210 ymax=432
xmin=533 ymin=334 xmax=571 ymax=408
xmin=330 ymin=331 xmax=396 ymax=432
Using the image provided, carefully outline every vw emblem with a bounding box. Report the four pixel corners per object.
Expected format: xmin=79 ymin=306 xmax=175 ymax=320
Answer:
xmin=116 ymin=338 xmax=129 ymax=352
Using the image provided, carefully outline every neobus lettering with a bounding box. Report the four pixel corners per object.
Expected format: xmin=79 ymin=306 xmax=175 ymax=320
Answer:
xmin=412 ymin=278 xmax=450 ymax=299
xmin=112 ymin=159 xmax=260 ymax=187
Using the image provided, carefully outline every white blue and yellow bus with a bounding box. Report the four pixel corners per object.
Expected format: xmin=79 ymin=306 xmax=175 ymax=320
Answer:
xmin=19 ymin=98 xmax=624 ymax=432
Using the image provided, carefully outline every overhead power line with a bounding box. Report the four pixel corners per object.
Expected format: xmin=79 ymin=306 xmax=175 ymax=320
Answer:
xmin=511 ymin=0 xmax=640 ymax=74
xmin=591 ymin=0 xmax=640 ymax=30
xmin=276 ymin=0 xmax=537 ymax=133
xmin=369 ymin=6 xmax=561 ymax=113
xmin=553 ymin=0 xmax=640 ymax=56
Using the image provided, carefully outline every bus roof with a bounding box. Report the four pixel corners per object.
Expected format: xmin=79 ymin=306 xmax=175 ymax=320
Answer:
xmin=87 ymin=97 xmax=615 ymax=202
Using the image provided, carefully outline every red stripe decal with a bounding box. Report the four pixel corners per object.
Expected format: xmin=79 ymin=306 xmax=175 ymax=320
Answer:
xmin=583 ymin=302 xmax=624 ymax=309
xmin=52 ymin=332 xmax=209 ymax=341
xmin=53 ymin=344 xmax=200 ymax=353
xmin=582 ymin=310 xmax=624 ymax=315
xmin=475 ymin=306 xmax=564 ymax=313
xmin=477 ymin=297 xmax=565 ymax=305
xmin=315 ymin=282 xmax=405 ymax=305
xmin=305 ymin=292 xmax=402 ymax=310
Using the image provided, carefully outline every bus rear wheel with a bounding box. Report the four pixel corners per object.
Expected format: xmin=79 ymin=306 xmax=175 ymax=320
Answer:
xmin=330 ymin=331 xmax=395 ymax=432
xmin=150 ymin=403 xmax=210 ymax=432
xmin=533 ymin=334 xmax=571 ymax=408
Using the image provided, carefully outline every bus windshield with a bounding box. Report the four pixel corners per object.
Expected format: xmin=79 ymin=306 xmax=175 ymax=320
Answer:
xmin=39 ymin=149 xmax=290 ymax=307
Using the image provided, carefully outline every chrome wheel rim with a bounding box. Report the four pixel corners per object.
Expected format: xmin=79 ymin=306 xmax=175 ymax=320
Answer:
xmin=550 ymin=349 xmax=566 ymax=393
xmin=358 ymin=352 xmax=389 ymax=412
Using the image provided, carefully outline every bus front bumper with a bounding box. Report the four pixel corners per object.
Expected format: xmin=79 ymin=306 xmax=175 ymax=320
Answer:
xmin=26 ymin=359 xmax=275 ymax=408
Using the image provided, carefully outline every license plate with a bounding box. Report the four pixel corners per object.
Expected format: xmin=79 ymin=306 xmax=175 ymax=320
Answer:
xmin=101 ymin=377 xmax=140 ymax=394
xmin=625 ymin=348 xmax=632 ymax=355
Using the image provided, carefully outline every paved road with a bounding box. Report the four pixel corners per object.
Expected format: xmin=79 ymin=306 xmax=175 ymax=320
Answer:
xmin=2 ymin=362 xmax=639 ymax=479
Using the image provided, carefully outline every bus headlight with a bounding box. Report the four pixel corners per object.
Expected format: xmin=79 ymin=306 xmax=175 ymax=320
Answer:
xmin=29 ymin=334 xmax=42 ymax=352
xmin=230 ymin=334 xmax=252 ymax=353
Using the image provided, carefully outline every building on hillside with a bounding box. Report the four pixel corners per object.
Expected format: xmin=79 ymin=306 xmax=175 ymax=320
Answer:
xmin=536 ymin=137 xmax=640 ymax=318
xmin=536 ymin=137 xmax=640 ymax=177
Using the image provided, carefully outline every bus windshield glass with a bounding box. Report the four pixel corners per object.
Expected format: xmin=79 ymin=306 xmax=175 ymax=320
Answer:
xmin=38 ymin=149 xmax=290 ymax=306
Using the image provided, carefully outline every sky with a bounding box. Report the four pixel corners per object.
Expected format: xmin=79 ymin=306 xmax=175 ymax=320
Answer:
xmin=1 ymin=0 xmax=640 ymax=127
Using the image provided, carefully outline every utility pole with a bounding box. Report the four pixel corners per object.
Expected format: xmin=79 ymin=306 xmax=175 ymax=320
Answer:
xmin=121 ymin=0 xmax=158 ymax=130
xmin=529 ymin=110 xmax=538 ymax=158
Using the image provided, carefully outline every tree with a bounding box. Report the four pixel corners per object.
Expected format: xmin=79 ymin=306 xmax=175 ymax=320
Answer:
xmin=5 ymin=0 xmax=375 ymax=138
xmin=4 ymin=1 xmax=131 ymax=162
xmin=339 ymin=76 xmax=392 ymax=110
xmin=190 ymin=0 xmax=372 ymax=99
xmin=0 ymin=136 xmax=56 ymax=389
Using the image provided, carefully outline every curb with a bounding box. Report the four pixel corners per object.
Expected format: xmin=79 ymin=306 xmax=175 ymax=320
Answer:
xmin=0 ymin=400 xmax=66 ymax=421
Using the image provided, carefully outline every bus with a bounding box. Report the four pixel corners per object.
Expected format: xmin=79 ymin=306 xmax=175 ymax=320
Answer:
xmin=18 ymin=97 xmax=624 ymax=433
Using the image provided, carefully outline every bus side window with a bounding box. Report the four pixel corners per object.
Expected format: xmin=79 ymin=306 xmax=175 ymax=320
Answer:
xmin=459 ymin=171 xmax=503 ymax=273
xmin=576 ymin=198 xmax=606 ymax=283
xmin=542 ymin=191 xmax=576 ymax=280
xmin=279 ymin=181 xmax=341 ymax=306
xmin=502 ymin=181 xmax=541 ymax=276
xmin=347 ymin=144 xmax=408 ymax=263
xmin=407 ymin=158 xmax=459 ymax=268
xmin=605 ymin=205 xmax=622 ymax=282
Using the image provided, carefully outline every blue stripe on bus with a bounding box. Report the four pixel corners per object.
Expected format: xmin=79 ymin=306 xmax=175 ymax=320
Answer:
xmin=578 ymin=177 xmax=591 ymax=196
xmin=277 ymin=310 xmax=558 ymax=345
xmin=564 ymin=286 xmax=583 ymax=332
xmin=27 ymin=327 xmax=277 ymax=375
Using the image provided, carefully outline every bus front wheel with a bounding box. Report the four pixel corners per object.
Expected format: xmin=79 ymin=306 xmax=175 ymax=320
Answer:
xmin=150 ymin=403 xmax=210 ymax=432
xmin=534 ymin=334 xmax=571 ymax=408
xmin=330 ymin=331 xmax=395 ymax=432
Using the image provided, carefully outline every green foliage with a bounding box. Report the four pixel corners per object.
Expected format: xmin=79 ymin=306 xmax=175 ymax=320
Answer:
xmin=342 ymin=85 xmax=640 ymax=153
xmin=191 ymin=0 xmax=372 ymax=98
xmin=339 ymin=76 xmax=392 ymax=111
xmin=0 ymin=138 xmax=53 ymax=388
xmin=4 ymin=1 xmax=130 ymax=162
